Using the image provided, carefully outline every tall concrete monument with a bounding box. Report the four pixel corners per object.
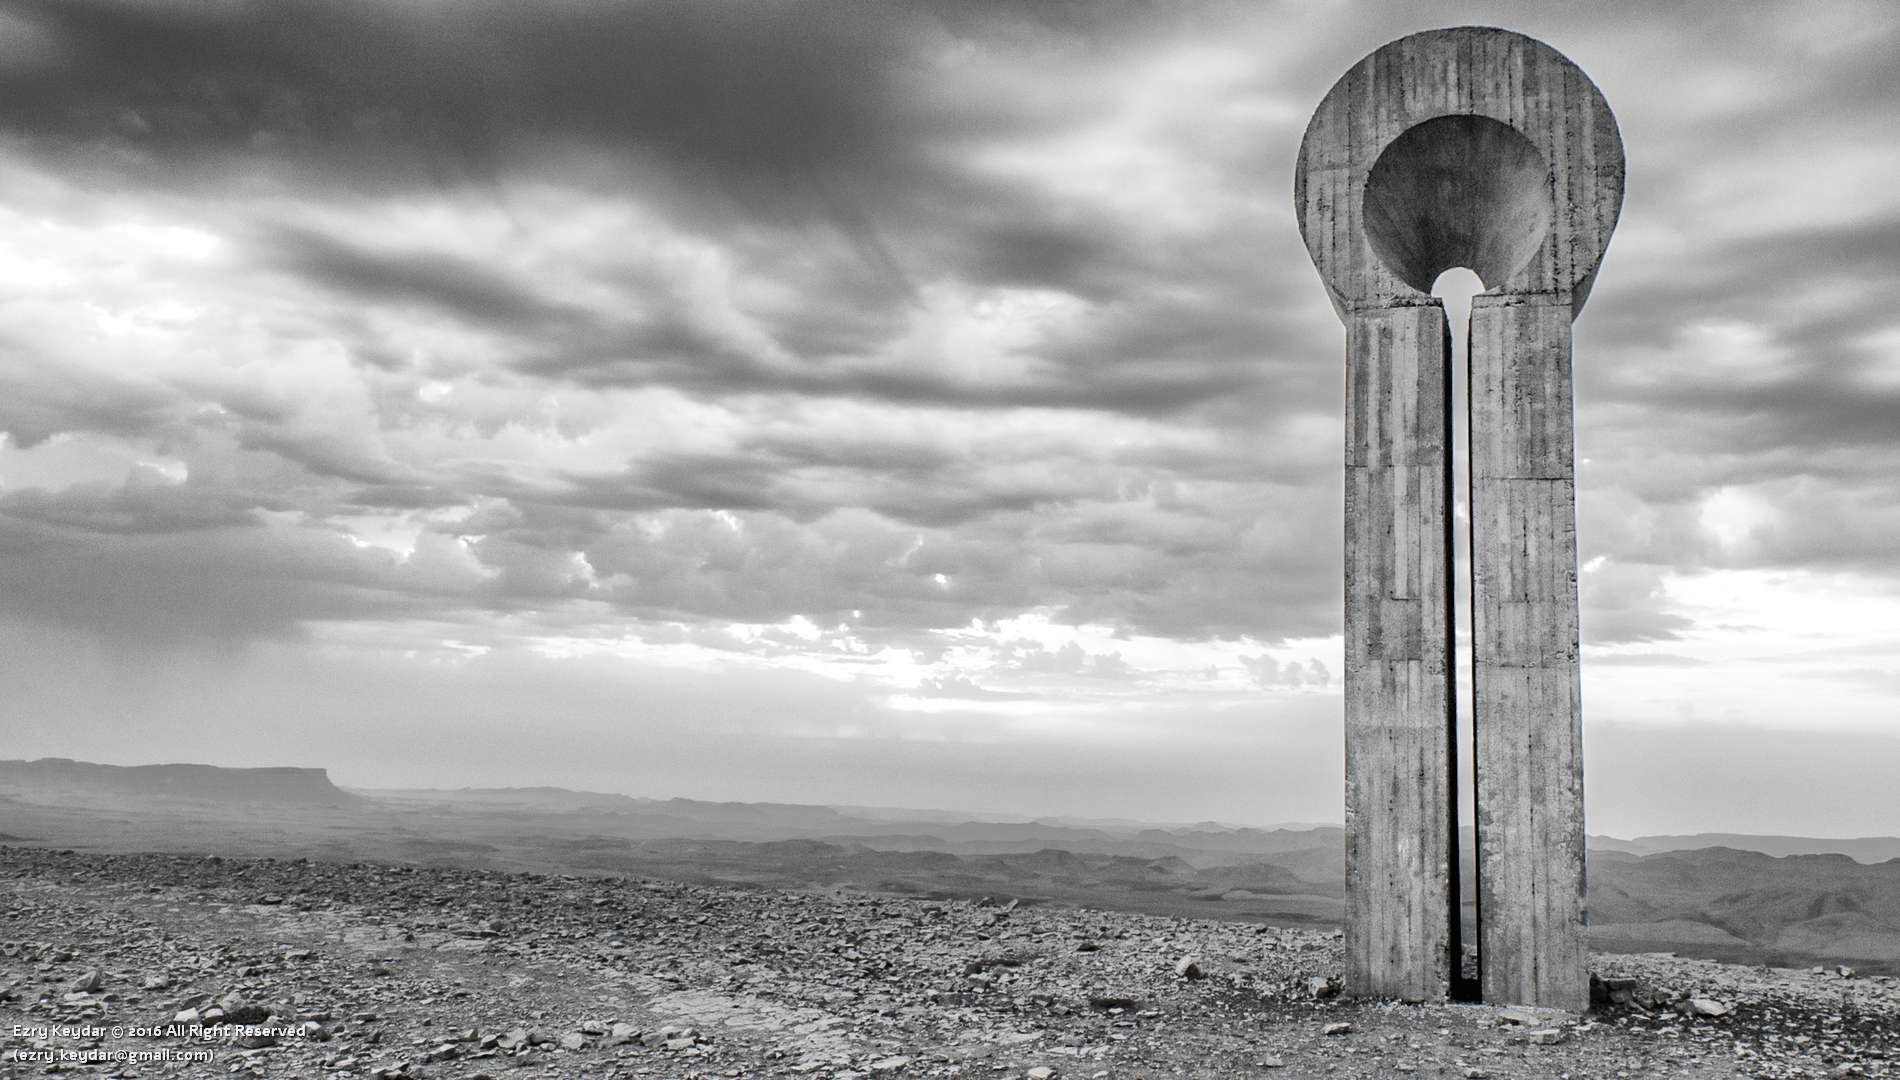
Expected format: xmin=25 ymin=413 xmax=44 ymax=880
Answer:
xmin=1293 ymin=27 xmax=1624 ymax=1010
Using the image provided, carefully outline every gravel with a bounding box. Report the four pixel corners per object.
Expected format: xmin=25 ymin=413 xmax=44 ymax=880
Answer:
xmin=3 ymin=845 xmax=1896 ymax=1078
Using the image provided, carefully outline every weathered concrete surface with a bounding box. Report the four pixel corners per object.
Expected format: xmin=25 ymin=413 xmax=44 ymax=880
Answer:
xmin=1294 ymin=27 xmax=1624 ymax=317
xmin=1343 ymin=300 xmax=1454 ymax=1002
xmin=1470 ymin=293 xmax=1588 ymax=1011
xmin=1294 ymin=26 xmax=1622 ymax=1010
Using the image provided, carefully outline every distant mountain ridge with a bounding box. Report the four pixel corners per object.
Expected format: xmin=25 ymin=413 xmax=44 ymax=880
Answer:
xmin=7 ymin=759 xmax=1900 ymax=971
xmin=16 ymin=759 xmax=1900 ymax=864
xmin=361 ymin=781 xmax=1347 ymax=863
xmin=0 ymin=758 xmax=357 ymax=807
xmin=1588 ymin=846 xmax=1900 ymax=964
xmin=1612 ymin=833 xmax=1900 ymax=865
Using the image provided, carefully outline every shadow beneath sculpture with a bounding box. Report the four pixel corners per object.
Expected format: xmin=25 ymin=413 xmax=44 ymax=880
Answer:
xmin=1294 ymin=27 xmax=1625 ymax=1011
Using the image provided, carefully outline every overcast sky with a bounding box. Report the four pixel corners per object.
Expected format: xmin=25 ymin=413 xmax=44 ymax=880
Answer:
xmin=1 ymin=0 xmax=1896 ymax=837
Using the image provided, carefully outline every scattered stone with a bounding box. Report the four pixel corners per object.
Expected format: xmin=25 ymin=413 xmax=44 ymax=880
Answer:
xmin=217 ymin=993 xmax=273 ymax=1025
xmin=1689 ymin=997 xmax=1732 ymax=1017
xmin=1590 ymin=974 xmax=1641 ymax=1006
xmin=4 ymin=845 xmax=1896 ymax=1080
xmin=1520 ymin=1027 xmax=1567 ymax=1046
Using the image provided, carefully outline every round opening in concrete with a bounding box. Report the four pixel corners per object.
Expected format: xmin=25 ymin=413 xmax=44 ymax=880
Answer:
xmin=1362 ymin=115 xmax=1553 ymax=294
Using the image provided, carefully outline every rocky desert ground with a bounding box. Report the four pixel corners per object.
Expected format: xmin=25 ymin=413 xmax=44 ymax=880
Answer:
xmin=5 ymin=846 xmax=1898 ymax=1079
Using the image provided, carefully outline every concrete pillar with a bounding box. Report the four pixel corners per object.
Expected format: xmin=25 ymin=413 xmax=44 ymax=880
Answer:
xmin=1470 ymin=294 xmax=1587 ymax=1010
xmin=1293 ymin=27 xmax=1623 ymax=1009
xmin=1343 ymin=300 xmax=1454 ymax=1002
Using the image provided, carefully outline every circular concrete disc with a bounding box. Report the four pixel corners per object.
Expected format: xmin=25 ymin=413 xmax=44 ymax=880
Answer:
xmin=1294 ymin=26 xmax=1625 ymax=320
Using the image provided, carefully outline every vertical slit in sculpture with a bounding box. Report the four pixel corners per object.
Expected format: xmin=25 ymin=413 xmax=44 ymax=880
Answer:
xmin=1434 ymin=267 xmax=1484 ymax=1001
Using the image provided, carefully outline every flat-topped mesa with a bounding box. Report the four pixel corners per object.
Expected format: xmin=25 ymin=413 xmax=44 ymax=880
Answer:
xmin=1293 ymin=27 xmax=1623 ymax=1012
xmin=0 ymin=757 xmax=359 ymax=807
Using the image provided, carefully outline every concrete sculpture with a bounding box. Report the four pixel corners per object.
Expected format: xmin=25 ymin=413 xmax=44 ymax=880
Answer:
xmin=1293 ymin=27 xmax=1624 ymax=1010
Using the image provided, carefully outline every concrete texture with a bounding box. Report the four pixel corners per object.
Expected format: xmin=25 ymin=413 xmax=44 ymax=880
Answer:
xmin=1343 ymin=299 xmax=1456 ymax=1002
xmin=1470 ymin=293 xmax=1588 ymax=1010
xmin=1294 ymin=27 xmax=1623 ymax=1010
xmin=1295 ymin=26 xmax=1624 ymax=318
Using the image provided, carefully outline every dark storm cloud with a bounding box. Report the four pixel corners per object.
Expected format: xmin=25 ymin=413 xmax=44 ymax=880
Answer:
xmin=1530 ymin=3 xmax=1900 ymax=581
xmin=961 ymin=219 xmax=1131 ymax=298
xmin=3 ymin=0 xmax=1896 ymax=658
xmin=414 ymin=453 xmax=1342 ymax=639
xmin=0 ymin=337 xmax=182 ymax=449
xmin=1588 ymin=216 xmax=1900 ymax=382
xmin=0 ymin=506 xmax=432 ymax=644
xmin=1572 ymin=209 xmax=1900 ymax=581
xmin=566 ymin=453 xmax=791 ymax=516
xmin=0 ymin=0 xmax=904 ymax=177
xmin=263 ymin=225 xmax=581 ymax=330
xmin=517 ymin=506 xmax=986 ymax=629
xmin=746 ymin=430 xmax=961 ymax=476
xmin=0 ymin=472 xmax=266 ymax=535
xmin=4 ymin=0 xmax=1311 ymax=423
xmin=0 ymin=0 xmax=1149 ymax=264
xmin=519 ymin=319 xmax=759 ymax=395
xmin=508 ymin=189 xmax=1308 ymax=422
xmin=525 ymin=332 xmax=1272 ymax=418
xmin=231 ymin=428 xmax=416 ymax=487
xmin=340 ymin=484 xmax=464 ymax=511
xmin=2 ymin=0 xmax=1897 ymax=832
xmin=1608 ymin=10 xmax=1900 ymax=145
xmin=850 ymin=366 xmax=1266 ymax=417
xmin=1633 ymin=375 xmax=1900 ymax=462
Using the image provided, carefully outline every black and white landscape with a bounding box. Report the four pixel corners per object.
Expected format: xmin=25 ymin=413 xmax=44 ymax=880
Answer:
xmin=8 ymin=757 xmax=1900 ymax=1077
xmin=4 ymin=0 xmax=1900 ymax=1076
xmin=9 ymin=757 xmax=1900 ymax=976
